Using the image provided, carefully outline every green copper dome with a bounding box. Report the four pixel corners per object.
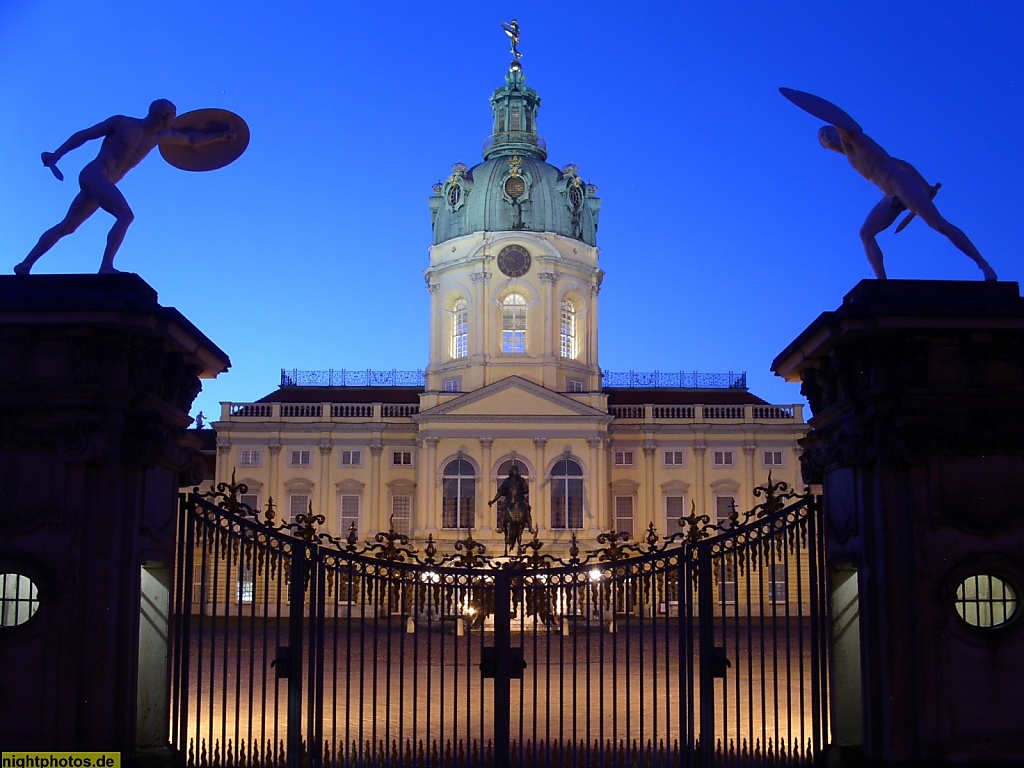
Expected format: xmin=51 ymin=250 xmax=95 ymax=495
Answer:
xmin=429 ymin=64 xmax=601 ymax=246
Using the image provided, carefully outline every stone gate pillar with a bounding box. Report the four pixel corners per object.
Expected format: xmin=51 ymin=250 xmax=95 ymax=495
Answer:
xmin=773 ymin=280 xmax=1024 ymax=767
xmin=0 ymin=274 xmax=229 ymax=757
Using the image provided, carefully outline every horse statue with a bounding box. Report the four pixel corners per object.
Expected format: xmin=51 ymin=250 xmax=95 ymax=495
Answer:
xmin=489 ymin=464 xmax=536 ymax=555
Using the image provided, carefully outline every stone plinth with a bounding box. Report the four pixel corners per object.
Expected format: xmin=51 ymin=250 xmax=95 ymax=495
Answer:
xmin=773 ymin=280 xmax=1024 ymax=767
xmin=0 ymin=274 xmax=229 ymax=754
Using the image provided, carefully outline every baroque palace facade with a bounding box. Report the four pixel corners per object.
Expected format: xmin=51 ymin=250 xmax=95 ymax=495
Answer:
xmin=210 ymin=58 xmax=807 ymax=560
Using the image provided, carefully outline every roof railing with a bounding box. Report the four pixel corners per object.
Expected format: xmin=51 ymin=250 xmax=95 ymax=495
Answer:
xmin=280 ymin=369 xmax=747 ymax=389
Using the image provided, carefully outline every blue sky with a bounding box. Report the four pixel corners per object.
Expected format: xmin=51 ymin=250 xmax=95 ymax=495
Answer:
xmin=2 ymin=1 xmax=1022 ymax=420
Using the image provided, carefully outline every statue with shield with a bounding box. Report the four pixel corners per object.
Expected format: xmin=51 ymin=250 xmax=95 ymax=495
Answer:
xmin=15 ymin=99 xmax=249 ymax=275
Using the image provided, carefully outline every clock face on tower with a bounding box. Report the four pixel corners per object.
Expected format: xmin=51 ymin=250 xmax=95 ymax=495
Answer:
xmin=497 ymin=244 xmax=532 ymax=278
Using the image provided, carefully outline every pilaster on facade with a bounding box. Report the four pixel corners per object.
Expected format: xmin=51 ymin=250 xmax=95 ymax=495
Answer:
xmin=420 ymin=437 xmax=440 ymax=535
xmin=692 ymin=442 xmax=707 ymax=518
xmin=586 ymin=436 xmax=604 ymax=535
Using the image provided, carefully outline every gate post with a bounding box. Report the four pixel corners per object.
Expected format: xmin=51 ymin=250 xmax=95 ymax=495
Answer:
xmin=286 ymin=544 xmax=308 ymax=768
xmin=0 ymin=275 xmax=229 ymax=758
xmin=774 ymin=279 xmax=1024 ymax=767
xmin=696 ymin=544 xmax=715 ymax=768
xmin=492 ymin=567 xmax=513 ymax=768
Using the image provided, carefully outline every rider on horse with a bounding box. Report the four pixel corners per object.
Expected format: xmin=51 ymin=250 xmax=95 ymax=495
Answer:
xmin=488 ymin=464 xmax=534 ymax=549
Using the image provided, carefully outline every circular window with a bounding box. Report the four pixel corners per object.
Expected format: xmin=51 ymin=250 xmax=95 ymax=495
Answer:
xmin=568 ymin=184 xmax=583 ymax=208
xmin=1 ymin=573 xmax=41 ymax=627
xmin=955 ymin=574 xmax=1018 ymax=628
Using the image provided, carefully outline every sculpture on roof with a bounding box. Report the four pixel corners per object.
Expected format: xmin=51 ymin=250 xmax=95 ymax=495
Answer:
xmin=780 ymin=87 xmax=997 ymax=281
xmin=502 ymin=19 xmax=522 ymax=63
xmin=16 ymin=100 xmax=249 ymax=275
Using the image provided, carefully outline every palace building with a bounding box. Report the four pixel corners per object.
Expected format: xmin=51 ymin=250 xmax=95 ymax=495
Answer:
xmin=210 ymin=56 xmax=807 ymax=556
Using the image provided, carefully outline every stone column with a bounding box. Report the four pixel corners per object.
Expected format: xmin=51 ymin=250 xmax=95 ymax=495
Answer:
xmin=587 ymin=436 xmax=604 ymax=536
xmin=641 ymin=443 xmax=657 ymax=530
xmin=478 ymin=437 xmax=494 ymax=533
xmin=0 ymin=274 xmax=229 ymax=756
xmin=420 ymin=437 xmax=440 ymax=535
xmin=692 ymin=442 xmax=707 ymax=518
xmin=773 ymin=279 xmax=1024 ymax=768
xmin=532 ymin=437 xmax=547 ymax=531
xmin=368 ymin=444 xmax=383 ymax=532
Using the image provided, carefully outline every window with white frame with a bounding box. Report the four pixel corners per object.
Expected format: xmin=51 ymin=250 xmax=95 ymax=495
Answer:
xmin=240 ymin=493 xmax=260 ymax=514
xmin=239 ymin=448 xmax=261 ymax=467
xmin=391 ymin=495 xmax=412 ymax=536
xmin=560 ymin=300 xmax=578 ymax=359
xmin=340 ymin=449 xmax=361 ymax=467
xmin=290 ymin=449 xmax=311 ymax=466
xmin=442 ymin=458 xmax=476 ymax=529
xmin=566 ymin=378 xmax=584 ymax=392
xmin=614 ymin=496 xmax=634 ymax=539
xmin=769 ymin=563 xmax=788 ymax=604
xmin=614 ymin=450 xmax=634 ymax=466
xmin=763 ymin=450 xmax=784 ymax=467
xmin=550 ymin=458 xmax=584 ymax=530
xmin=339 ymin=494 xmax=360 ymax=537
xmin=501 ymin=293 xmax=527 ymax=354
xmin=392 ymin=450 xmax=413 ymax=467
xmin=719 ymin=560 xmax=737 ymax=604
xmin=443 ymin=377 xmax=462 ymax=393
xmin=451 ymin=299 xmax=468 ymax=359
xmin=236 ymin=561 xmax=255 ymax=604
xmin=713 ymin=450 xmax=734 ymax=467
xmin=665 ymin=495 xmax=687 ymax=527
xmin=664 ymin=450 xmax=685 ymax=467
xmin=715 ymin=495 xmax=736 ymax=527
xmin=288 ymin=493 xmax=310 ymax=523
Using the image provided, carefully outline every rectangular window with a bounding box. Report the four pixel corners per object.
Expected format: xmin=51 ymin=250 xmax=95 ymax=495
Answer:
xmin=719 ymin=560 xmax=737 ymax=604
xmin=289 ymin=493 xmax=310 ymax=523
xmin=392 ymin=450 xmax=413 ymax=466
xmin=240 ymin=493 xmax=260 ymax=513
xmin=769 ymin=564 xmax=788 ymax=604
xmin=290 ymin=449 xmax=311 ymax=466
xmin=713 ymin=450 xmax=734 ymax=467
xmin=715 ymin=495 xmax=736 ymax=527
xmin=236 ymin=562 xmax=255 ymax=604
xmin=566 ymin=378 xmax=584 ymax=392
xmin=340 ymin=449 xmax=361 ymax=466
xmin=339 ymin=494 xmax=359 ymax=536
xmin=614 ymin=496 xmax=634 ymax=539
xmin=614 ymin=450 xmax=633 ymax=466
xmin=502 ymin=329 xmax=526 ymax=354
xmin=763 ymin=450 xmax=784 ymax=467
xmin=443 ymin=377 xmax=461 ymax=393
xmin=192 ymin=563 xmax=205 ymax=605
xmin=391 ymin=495 xmax=412 ymax=536
xmin=239 ymin=448 xmax=261 ymax=467
xmin=665 ymin=495 xmax=686 ymax=528
xmin=664 ymin=450 xmax=685 ymax=467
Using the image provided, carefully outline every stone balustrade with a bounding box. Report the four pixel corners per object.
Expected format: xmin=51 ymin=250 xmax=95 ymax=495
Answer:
xmin=608 ymin=403 xmax=802 ymax=423
xmin=221 ymin=402 xmax=421 ymax=422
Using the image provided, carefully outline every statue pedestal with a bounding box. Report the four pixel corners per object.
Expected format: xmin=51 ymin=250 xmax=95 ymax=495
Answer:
xmin=773 ymin=279 xmax=1024 ymax=767
xmin=0 ymin=274 xmax=229 ymax=756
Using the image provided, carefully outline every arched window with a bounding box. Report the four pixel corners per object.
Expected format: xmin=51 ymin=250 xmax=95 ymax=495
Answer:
xmin=550 ymin=457 xmax=584 ymax=530
xmin=442 ymin=458 xmax=476 ymax=529
xmin=451 ymin=299 xmax=468 ymax=359
xmin=502 ymin=294 xmax=527 ymax=354
xmin=560 ymin=300 xmax=578 ymax=359
xmin=495 ymin=459 xmax=530 ymax=528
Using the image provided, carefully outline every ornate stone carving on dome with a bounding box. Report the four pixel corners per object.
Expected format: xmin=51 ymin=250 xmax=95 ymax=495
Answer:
xmin=538 ymin=271 xmax=558 ymax=284
xmin=470 ymin=271 xmax=491 ymax=283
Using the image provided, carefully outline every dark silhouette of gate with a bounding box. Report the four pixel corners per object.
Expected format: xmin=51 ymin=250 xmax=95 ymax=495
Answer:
xmin=171 ymin=477 xmax=829 ymax=767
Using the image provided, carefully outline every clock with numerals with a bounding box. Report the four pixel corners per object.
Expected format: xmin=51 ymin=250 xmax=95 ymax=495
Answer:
xmin=497 ymin=244 xmax=532 ymax=278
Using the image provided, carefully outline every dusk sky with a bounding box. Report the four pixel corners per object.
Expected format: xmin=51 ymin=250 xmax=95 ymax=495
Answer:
xmin=2 ymin=2 xmax=1022 ymax=421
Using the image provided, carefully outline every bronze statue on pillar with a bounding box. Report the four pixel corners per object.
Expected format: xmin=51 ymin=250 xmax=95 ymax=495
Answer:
xmin=16 ymin=100 xmax=249 ymax=275
xmin=781 ymin=87 xmax=997 ymax=281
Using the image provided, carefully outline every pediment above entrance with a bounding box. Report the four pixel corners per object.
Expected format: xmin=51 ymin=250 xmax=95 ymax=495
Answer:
xmin=416 ymin=376 xmax=608 ymax=422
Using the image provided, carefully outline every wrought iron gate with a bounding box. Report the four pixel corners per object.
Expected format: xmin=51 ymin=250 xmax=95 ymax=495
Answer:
xmin=171 ymin=478 xmax=830 ymax=767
